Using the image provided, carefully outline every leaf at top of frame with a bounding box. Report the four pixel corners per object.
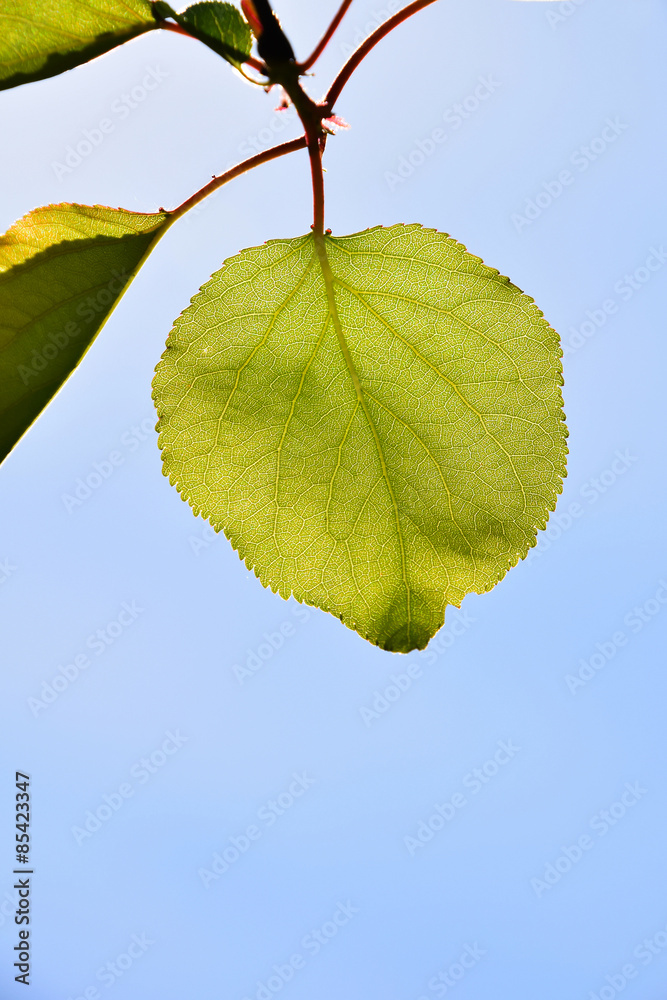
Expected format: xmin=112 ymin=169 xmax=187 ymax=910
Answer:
xmin=0 ymin=0 xmax=160 ymax=91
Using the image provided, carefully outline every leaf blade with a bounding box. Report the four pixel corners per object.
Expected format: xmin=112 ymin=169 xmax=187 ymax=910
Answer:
xmin=153 ymin=224 xmax=567 ymax=652
xmin=175 ymin=2 xmax=251 ymax=68
xmin=0 ymin=203 xmax=169 ymax=463
xmin=0 ymin=0 xmax=157 ymax=90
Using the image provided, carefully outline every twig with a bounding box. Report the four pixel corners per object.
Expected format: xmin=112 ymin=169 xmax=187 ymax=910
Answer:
xmin=324 ymin=0 xmax=439 ymax=111
xmin=169 ymin=136 xmax=307 ymax=222
xmin=298 ymin=0 xmax=355 ymax=72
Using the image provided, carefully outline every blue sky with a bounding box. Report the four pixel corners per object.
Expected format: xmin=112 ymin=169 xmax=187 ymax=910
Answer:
xmin=2 ymin=1 xmax=667 ymax=997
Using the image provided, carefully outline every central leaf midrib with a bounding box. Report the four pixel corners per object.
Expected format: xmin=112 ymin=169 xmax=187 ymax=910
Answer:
xmin=272 ymin=307 xmax=330 ymax=552
xmin=314 ymin=237 xmax=413 ymax=643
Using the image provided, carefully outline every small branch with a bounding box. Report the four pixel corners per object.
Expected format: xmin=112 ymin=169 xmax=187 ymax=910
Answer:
xmin=298 ymin=0 xmax=355 ymax=72
xmin=324 ymin=0 xmax=439 ymax=111
xmin=169 ymin=136 xmax=307 ymax=223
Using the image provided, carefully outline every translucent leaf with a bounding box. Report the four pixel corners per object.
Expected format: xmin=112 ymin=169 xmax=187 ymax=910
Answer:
xmin=0 ymin=0 xmax=158 ymax=91
xmin=176 ymin=2 xmax=252 ymax=68
xmin=0 ymin=204 xmax=169 ymax=463
xmin=153 ymin=224 xmax=567 ymax=652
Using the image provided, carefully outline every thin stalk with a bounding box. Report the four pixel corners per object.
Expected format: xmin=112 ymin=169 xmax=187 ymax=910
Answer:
xmin=159 ymin=20 xmax=191 ymax=37
xmin=324 ymin=0 xmax=439 ymax=111
xmin=168 ymin=136 xmax=307 ymax=224
xmin=306 ymin=136 xmax=326 ymax=235
xmin=298 ymin=0 xmax=355 ymax=72
xmin=273 ymin=71 xmax=329 ymax=234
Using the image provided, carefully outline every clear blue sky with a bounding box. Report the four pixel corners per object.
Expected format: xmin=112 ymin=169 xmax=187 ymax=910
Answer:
xmin=2 ymin=1 xmax=667 ymax=997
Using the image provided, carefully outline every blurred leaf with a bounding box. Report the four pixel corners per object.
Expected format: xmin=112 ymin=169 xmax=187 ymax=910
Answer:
xmin=0 ymin=0 xmax=159 ymax=90
xmin=0 ymin=203 xmax=170 ymax=463
xmin=153 ymin=224 xmax=567 ymax=652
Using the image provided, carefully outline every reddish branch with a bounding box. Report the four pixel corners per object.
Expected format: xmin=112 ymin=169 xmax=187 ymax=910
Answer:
xmin=298 ymin=0 xmax=355 ymax=72
xmin=159 ymin=20 xmax=191 ymax=38
xmin=270 ymin=75 xmax=327 ymax=236
xmin=324 ymin=0 xmax=439 ymax=111
xmin=167 ymin=1 xmax=441 ymax=233
xmin=171 ymin=137 xmax=307 ymax=220
xmin=306 ymin=137 xmax=326 ymax=236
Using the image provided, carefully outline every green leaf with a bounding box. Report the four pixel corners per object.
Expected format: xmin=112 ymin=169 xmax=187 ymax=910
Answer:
xmin=153 ymin=224 xmax=567 ymax=652
xmin=0 ymin=0 xmax=159 ymax=91
xmin=175 ymin=2 xmax=251 ymax=68
xmin=0 ymin=203 xmax=170 ymax=463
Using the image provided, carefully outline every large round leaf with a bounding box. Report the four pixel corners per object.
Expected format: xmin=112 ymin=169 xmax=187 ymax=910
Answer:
xmin=153 ymin=224 xmax=567 ymax=652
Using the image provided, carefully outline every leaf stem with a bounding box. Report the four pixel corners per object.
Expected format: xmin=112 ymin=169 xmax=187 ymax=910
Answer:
xmin=298 ymin=0 xmax=355 ymax=72
xmin=324 ymin=0 xmax=439 ymax=111
xmin=168 ymin=136 xmax=307 ymax=223
xmin=159 ymin=20 xmax=191 ymax=37
xmin=271 ymin=69 xmax=329 ymax=235
xmin=165 ymin=0 xmax=440 ymax=236
xmin=306 ymin=136 xmax=326 ymax=236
